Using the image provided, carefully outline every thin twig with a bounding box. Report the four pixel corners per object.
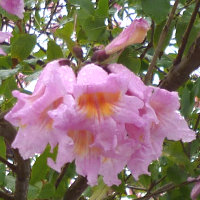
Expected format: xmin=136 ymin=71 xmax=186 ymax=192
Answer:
xmin=144 ymin=0 xmax=179 ymax=85
xmin=140 ymin=21 xmax=154 ymax=60
xmin=135 ymin=178 xmax=200 ymax=200
xmin=173 ymin=0 xmax=200 ymax=65
xmin=0 ymin=190 xmax=14 ymax=200
xmin=127 ymin=186 xmax=148 ymax=191
xmin=55 ymin=163 xmax=69 ymax=189
xmin=194 ymin=113 xmax=200 ymax=131
xmin=0 ymin=155 xmax=16 ymax=172
xmin=63 ymin=175 xmax=88 ymax=200
xmin=180 ymin=140 xmax=190 ymax=158
xmin=44 ymin=1 xmax=60 ymax=31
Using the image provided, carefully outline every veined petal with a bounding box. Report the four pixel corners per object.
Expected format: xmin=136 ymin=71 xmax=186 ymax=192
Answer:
xmin=12 ymin=123 xmax=61 ymax=159
xmin=48 ymin=137 xmax=75 ymax=172
xmin=108 ymin=63 xmax=146 ymax=100
xmin=73 ymin=64 xmax=144 ymax=125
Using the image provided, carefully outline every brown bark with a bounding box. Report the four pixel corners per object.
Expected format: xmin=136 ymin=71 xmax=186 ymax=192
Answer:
xmin=160 ymin=33 xmax=200 ymax=91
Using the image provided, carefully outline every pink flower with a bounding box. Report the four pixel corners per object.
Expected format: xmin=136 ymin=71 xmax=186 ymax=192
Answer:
xmin=0 ymin=0 xmax=24 ymax=18
xmin=108 ymin=64 xmax=196 ymax=179
xmin=47 ymin=63 xmax=144 ymax=185
xmin=105 ymin=18 xmax=150 ymax=55
xmin=0 ymin=31 xmax=12 ymax=55
xmin=48 ymin=122 xmax=133 ymax=186
xmin=5 ymin=59 xmax=76 ymax=159
xmin=191 ymin=177 xmax=200 ymax=200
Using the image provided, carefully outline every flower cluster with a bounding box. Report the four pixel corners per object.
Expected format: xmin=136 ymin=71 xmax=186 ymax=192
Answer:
xmin=4 ymin=18 xmax=196 ymax=186
xmin=5 ymin=59 xmax=195 ymax=186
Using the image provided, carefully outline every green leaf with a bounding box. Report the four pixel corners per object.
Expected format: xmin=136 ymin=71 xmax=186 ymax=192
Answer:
xmin=0 ymin=164 xmax=5 ymax=186
xmin=90 ymin=177 xmax=110 ymax=200
xmin=30 ymin=145 xmax=57 ymax=184
xmin=0 ymin=137 xmax=6 ymax=159
xmin=0 ymin=56 xmax=12 ymax=69
xmin=154 ymin=20 xmax=175 ymax=50
xmin=167 ymin=165 xmax=187 ymax=184
xmin=0 ymin=67 xmax=20 ymax=85
xmin=0 ymin=77 xmax=18 ymax=98
xmin=38 ymin=183 xmax=55 ymax=198
xmin=176 ymin=8 xmax=200 ymax=54
xmin=28 ymin=184 xmax=41 ymax=200
xmin=118 ymin=48 xmax=141 ymax=74
xmin=47 ymin=40 xmax=64 ymax=61
xmin=25 ymin=70 xmax=41 ymax=83
xmin=194 ymin=78 xmax=200 ymax=98
xmin=68 ymin=0 xmax=94 ymax=14
xmin=54 ymin=22 xmax=75 ymax=52
xmin=96 ymin=0 xmax=109 ymax=18
xmin=141 ymin=0 xmax=170 ymax=24
xmin=5 ymin=175 xmax=15 ymax=192
xmin=180 ymin=86 xmax=195 ymax=118
xmin=11 ymin=34 xmax=36 ymax=61
xmin=30 ymin=146 xmax=51 ymax=184
xmin=82 ymin=16 xmax=106 ymax=41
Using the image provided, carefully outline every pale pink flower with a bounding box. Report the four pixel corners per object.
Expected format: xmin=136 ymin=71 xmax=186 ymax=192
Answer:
xmin=5 ymin=59 xmax=76 ymax=159
xmin=48 ymin=122 xmax=133 ymax=186
xmin=47 ymin=63 xmax=144 ymax=185
xmin=108 ymin=64 xmax=196 ymax=179
xmin=105 ymin=18 xmax=150 ymax=55
xmin=0 ymin=31 xmax=12 ymax=55
xmin=191 ymin=177 xmax=200 ymax=200
xmin=0 ymin=0 xmax=24 ymax=18
xmin=49 ymin=63 xmax=144 ymax=129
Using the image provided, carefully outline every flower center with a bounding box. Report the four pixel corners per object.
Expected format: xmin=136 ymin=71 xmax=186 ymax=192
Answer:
xmin=77 ymin=92 xmax=121 ymax=119
xmin=68 ymin=130 xmax=95 ymax=157
xmin=39 ymin=97 xmax=63 ymax=130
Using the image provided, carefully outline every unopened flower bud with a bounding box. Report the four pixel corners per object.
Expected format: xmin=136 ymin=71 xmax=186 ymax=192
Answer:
xmin=91 ymin=50 xmax=109 ymax=62
xmin=73 ymin=45 xmax=83 ymax=60
xmin=105 ymin=18 xmax=150 ymax=55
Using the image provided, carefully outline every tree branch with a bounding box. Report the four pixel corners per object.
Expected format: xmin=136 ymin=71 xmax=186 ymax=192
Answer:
xmin=135 ymin=178 xmax=200 ymax=200
xmin=63 ymin=175 xmax=88 ymax=200
xmin=0 ymin=155 xmax=16 ymax=172
xmin=173 ymin=0 xmax=200 ymax=65
xmin=0 ymin=112 xmax=30 ymax=200
xmin=0 ymin=190 xmax=14 ymax=200
xmin=144 ymin=0 xmax=179 ymax=85
xmin=159 ymin=32 xmax=200 ymax=91
xmin=55 ymin=163 xmax=69 ymax=189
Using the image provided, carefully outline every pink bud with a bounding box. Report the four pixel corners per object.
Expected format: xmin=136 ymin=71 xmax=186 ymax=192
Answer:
xmin=105 ymin=18 xmax=150 ymax=55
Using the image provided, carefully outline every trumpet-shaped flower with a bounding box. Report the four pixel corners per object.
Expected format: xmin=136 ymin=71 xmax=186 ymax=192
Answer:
xmin=108 ymin=64 xmax=196 ymax=179
xmin=105 ymin=18 xmax=150 ymax=55
xmin=5 ymin=59 xmax=76 ymax=159
xmin=0 ymin=31 xmax=12 ymax=55
xmin=50 ymin=63 xmax=144 ymax=129
xmin=48 ymin=121 xmax=133 ymax=186
xmin=0 ymin=0 xmax=24 ymax=18
xmin=47 ymin=63 xmax=144 ymax=185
